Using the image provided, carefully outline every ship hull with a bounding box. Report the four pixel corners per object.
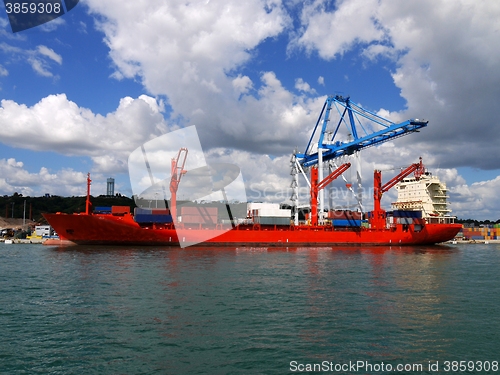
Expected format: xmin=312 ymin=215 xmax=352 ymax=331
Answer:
xmin=43 ymin=213 xmax=461 ymax=247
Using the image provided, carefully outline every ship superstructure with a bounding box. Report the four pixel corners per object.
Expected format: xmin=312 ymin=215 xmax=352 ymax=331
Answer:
xmin=392 ymin=164 xmax=452 ymax=220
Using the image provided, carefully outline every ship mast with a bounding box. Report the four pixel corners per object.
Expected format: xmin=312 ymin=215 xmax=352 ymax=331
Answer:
xmin=85 ymin=173 xmax=92 ymax=215
xmin=310 ymin=163 xmax=351 ymax=226
xmin=169 ymin=148 xmax=188 ymax=223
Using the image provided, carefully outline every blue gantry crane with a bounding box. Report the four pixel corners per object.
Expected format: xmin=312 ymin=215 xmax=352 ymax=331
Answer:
xmin=290 ymin=95 xmax=428 ymax=225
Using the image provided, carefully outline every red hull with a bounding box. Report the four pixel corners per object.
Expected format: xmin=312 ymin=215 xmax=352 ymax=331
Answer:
xmin=43 ymin=212 xmax=461 ymax=247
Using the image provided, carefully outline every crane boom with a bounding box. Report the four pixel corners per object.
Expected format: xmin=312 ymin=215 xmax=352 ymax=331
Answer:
xmin=296 ymin=95 xmax=428 ymax=167
xmin=170 ymin=147 xmax=188 ymax=223
xmin=371 ymin=158 xmax=426 ymax=229
xmin=381 ymin=157 xmax=425 ymax=193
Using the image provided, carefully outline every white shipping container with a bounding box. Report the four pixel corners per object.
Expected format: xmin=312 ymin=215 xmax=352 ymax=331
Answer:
xmin=247 ymin=202 xmax=280 ymax=212
xmin=35 ymin=225 xmax=52 ymax=236
xmin=256 ymin=208 xmax=291 ymax=218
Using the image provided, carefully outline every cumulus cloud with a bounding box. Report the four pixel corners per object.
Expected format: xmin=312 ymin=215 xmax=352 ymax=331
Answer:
xmin=0 ymin=94 xmax=169 ymax=173
xmin=451 ymin=176 xmax=500 ymax=220
xmin=291 ymin=0 xmax=387 ymax=59
xmin=295 ymin=78 xmax=317 ymax=94
xmin=232 ymin=75 xmax=253 ymax=95
xmin=84 ymin=0 xmax=292 ymax=149
xmin=386 ymin=1 xmax=500 ymax=170
xmin=0 ymin=158 xmax=88 ymax=196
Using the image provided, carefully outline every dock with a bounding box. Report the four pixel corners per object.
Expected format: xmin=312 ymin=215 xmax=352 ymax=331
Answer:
xmin=1 ymin=237 xmax=46 ymax=244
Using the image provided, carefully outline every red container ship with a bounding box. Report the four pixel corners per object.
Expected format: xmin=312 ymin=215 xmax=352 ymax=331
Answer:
xmin=43 ymin=159 xmax=460 ymax=247
xmin=43 ymin=210 xmax=460 ymax=247
xmin=42 ymin=96 xmax=461 ymax=247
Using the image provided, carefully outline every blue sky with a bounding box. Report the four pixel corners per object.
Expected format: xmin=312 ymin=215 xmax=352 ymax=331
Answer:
xmin=1 ymin=0 xmax=500 ymax=220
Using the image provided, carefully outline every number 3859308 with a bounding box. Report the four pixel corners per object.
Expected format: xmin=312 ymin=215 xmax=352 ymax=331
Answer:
xmin=5 ymin=2 xmax=62 ymax=14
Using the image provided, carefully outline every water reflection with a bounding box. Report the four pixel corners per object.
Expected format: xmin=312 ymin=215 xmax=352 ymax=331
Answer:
xmin=284 ymin=245 xmax=461 ymax=362
xmin=45 ymin=243 xmax=462 ymax=364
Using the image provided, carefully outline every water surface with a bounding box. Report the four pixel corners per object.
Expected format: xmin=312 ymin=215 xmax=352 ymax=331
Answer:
xmin=1 ymin=243 xmax=499 ymax=374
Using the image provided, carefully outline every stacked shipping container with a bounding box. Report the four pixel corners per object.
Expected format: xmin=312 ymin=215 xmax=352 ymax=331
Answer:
xmin=327 ymin=210 xmax=363 ymax=227
xmin=134 ymin=207 xmax=172 ymax=224
xmin=248 ymin=203 xmax=291 ymax=226
xmin=462 ymin=224 xmax=500 ymax=240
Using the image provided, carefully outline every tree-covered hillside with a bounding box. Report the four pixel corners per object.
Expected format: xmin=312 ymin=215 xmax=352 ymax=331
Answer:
xmin=0 ymin=193 xmax=136 ymax=223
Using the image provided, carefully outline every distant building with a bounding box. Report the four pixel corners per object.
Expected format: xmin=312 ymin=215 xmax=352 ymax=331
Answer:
xmin=107 ymin=178 xmax=115 ymax=196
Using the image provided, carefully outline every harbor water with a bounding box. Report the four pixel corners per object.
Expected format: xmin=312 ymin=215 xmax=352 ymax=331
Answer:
xmin=1 ymin=243 xmax=499 ymax=374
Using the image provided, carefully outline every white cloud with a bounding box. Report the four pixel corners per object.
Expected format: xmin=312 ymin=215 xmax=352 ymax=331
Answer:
xmin=451 ymin=176 xmax=500 ymax=220
xmin=362 ymin=44 xmax=394 ymax=61
xmin=37 ymin=45 xmax=62 ymax=64
xmin=87 ymin=0 xmax=288 ymax=87
xmin=295 ymin=78 xmax=316 ymax=94
xmin=232 ymin=75 xmax=253 ymax=95
xmin=39 ymin=16 xmax=65 ymax=32
xmin=381 ymin=1 xmax=500 ymax=170
xmin=28 ymin=57 xmax=54 ymax=77
xmin=291 ymin=0 xmax=387 ymax=59
xmin=0 ymin=42 xmax=63 ymax=77
xmin=0 ymin=94 xmax=169 ymax=173
xmin=0 ymin=158 xmax=87 ymax=196
xmin=78 ymin=21 xmax=88 ymax=34
xmin=84 ymin=0 xmax=293 ymax=150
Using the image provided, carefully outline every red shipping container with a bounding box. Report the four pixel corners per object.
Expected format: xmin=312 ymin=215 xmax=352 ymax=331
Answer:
xmin=327 ymin=210 xmax=362 ymax=220
xmin=112 ymin=206 xmax=130 ymax=214
xmin=152 ymin=209 xmax=170 ymax=215
xmin=181 ymin=206 xmax=218 ymax=216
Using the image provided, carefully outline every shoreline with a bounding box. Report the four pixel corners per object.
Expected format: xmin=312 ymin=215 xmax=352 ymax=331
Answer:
xmin=449 ymin=239 xmax=500 ymax=244
xmin=2 ymin=238 xmax=499 ymax=245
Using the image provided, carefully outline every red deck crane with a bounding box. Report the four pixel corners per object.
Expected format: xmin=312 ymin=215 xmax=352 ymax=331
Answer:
xmin=170 ymin=148 xmax=188 ymax=223
xmin=370 ymin=157 xmax=425 ymax=229
xmin=310 ymin=162 xmax=351 ymax=226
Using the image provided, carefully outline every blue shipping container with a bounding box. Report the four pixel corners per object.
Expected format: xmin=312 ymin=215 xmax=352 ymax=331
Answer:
xmin=94 ymin=206 xmax=112 ymax=213
xmin=135 ymin=214 xmax=173 ymax=224
xmin=135 ymin=207 xmax=153 ymax=215
xmin=470 ymin=235 xmax=484 ymax=240
xmin=392 ymin=210 xmax=422 ymax=218
xmin=332 ymin=219 xmax=361 ymax=227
